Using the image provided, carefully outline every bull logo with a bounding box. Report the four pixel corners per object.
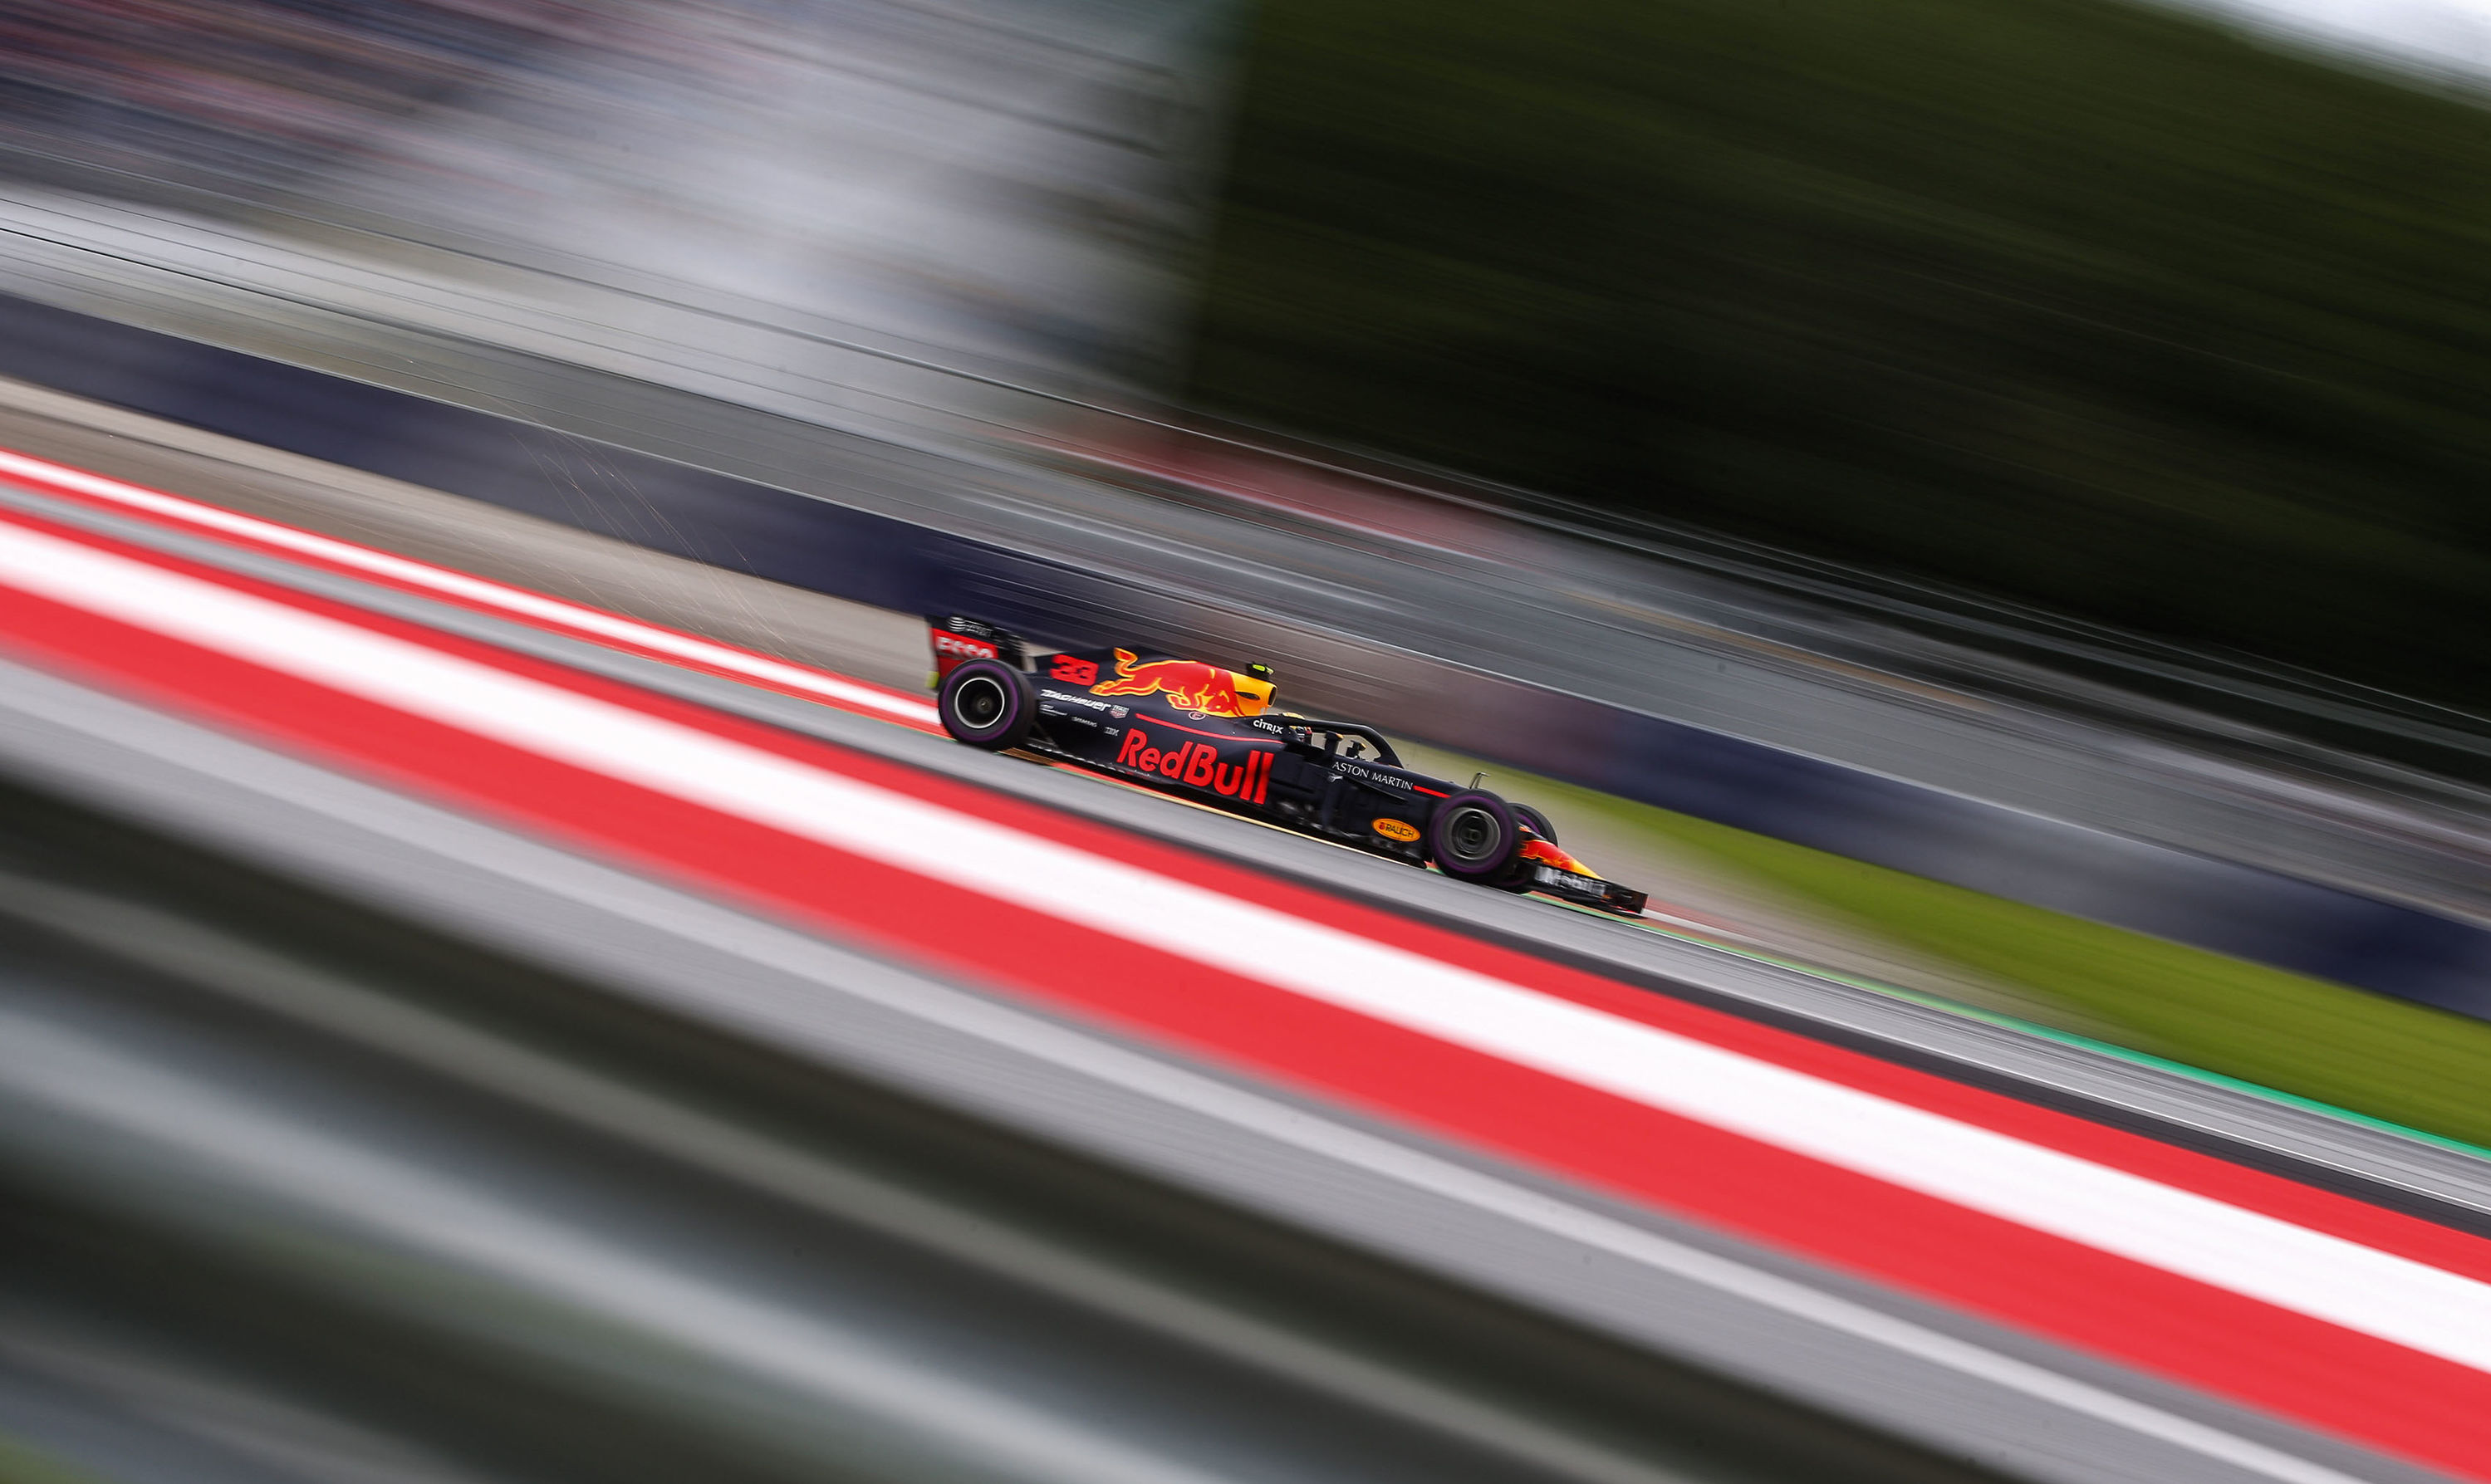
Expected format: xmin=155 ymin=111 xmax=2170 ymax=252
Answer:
xmin=1091 ymin=649 xmax=1257 ymax=718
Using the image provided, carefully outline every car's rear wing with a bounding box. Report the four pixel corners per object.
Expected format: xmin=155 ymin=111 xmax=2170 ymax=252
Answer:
xmin=924 ymin=615 xmax=1030 ymax=686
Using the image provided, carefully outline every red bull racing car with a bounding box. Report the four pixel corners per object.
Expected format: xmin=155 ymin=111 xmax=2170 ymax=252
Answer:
xmin=928 ymin=616 xmax=1649 ymax=916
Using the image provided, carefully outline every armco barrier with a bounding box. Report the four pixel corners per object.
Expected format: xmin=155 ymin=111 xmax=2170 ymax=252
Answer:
xmin=6 ymin=289 xmax=2490 ymax=1019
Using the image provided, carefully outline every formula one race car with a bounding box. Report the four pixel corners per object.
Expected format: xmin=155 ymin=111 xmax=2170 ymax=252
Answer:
xmin=928 ymin=615 xmax=1649 ymax=916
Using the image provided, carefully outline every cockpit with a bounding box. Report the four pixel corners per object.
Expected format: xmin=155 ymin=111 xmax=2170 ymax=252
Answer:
xmin=1283 ymin=718 xmax=1402 ymax=767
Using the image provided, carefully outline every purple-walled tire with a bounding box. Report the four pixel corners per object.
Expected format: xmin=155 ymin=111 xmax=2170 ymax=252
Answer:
xmin=939 ymin=659 xmax=1038 ymax=750
xmin=1427 ymin=791 xmax=1523 ymax=882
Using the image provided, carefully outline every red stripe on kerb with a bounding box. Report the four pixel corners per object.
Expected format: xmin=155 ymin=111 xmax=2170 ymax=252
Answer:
xmin=2 ymin=515 xmax=2491 ymax=1475
xmin=0 ymin=448 xmax=939 ymax=729
xmin=0 ymin=499 xmax=2482 ymax=1282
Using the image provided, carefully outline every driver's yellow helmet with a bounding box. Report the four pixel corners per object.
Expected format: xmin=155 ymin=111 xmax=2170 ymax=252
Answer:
xmin=1231 ymin=670 xmax=1276 ymax=717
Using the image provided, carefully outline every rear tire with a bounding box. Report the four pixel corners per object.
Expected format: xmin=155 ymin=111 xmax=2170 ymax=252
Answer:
xmin=939 ymin=659 xmax=1037 ymax=750
xmin=1428 ymin=791 xmax=1523 ymax=883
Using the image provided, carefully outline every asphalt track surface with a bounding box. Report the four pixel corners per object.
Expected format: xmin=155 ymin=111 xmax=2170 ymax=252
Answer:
xmin=2 ymin=448 xmax=2490 ymax=1484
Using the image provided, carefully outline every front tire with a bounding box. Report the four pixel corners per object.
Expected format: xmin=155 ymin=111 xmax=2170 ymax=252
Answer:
xmin=939 ymin=659 xmax=1037 ymax=750
xmin=1428 ymin=791 xmax=1523 ymax=883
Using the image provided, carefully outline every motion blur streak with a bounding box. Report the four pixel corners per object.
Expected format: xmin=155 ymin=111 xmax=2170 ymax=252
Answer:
xmin=0 ymin=872 xmax=1700 ymax=1484
xmin=0 ymin=498 xmax=2483 ymax=1364
xmin=0 ymin=673 xmax=2039 ymax=1484
xmin=8 ymin=0 xmax=2491 ymax=1479
xmin=1 ymin=494 xmax=2490 ymax=1479
xmin=0 ymin=1012 xmax=1253 ymax=1484
xmin=26 ymin=435 xmax=2491 ymax=1371
xmin=0 ymin=917 xmax=2364 ymax=1484
xmin=0 ymin=447 xmax=942 ymax=727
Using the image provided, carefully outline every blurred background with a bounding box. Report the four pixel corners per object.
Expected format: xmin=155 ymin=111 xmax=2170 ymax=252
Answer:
xmin=0 ymin=0 xmax=1236 ymax=418
xmin=1189 ymin=0 xmax=2491 ymax=713
xmin=5 ymin=0 xmax=2491 ymax=1480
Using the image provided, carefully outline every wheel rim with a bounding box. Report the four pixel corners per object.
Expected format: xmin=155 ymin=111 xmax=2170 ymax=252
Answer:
xmin=1440 ymin=804 xmax=1503 ymax=864
xmin=954 ymin=674 xmax=1008 ymax=731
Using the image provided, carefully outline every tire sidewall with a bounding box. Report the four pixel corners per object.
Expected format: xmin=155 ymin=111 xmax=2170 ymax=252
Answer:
xmin=1428 ymin=791 xmax=1522 ymax=881
xmin=939 ymin=659 xmax=1036 ymax=749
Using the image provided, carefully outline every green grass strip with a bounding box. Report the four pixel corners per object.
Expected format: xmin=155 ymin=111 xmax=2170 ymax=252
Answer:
xmin=0 ymin=1434 xmax=110 ymax=1484
xmin=1465 ymin=755 xmax=2491 ymax=1155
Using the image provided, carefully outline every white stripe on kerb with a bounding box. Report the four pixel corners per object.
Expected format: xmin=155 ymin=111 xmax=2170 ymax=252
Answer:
xmin=2 ymin=514 xmax=2489 ymax=1378
xmin=0 ymin=449 xmax=940 ymax=724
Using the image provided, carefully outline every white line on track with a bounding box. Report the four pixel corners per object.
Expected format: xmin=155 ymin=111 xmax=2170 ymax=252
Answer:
xmin=0 ymin=448 xmax=941 ymax=727
xmin=0 ymin=654 xmax=2383 ymax=1484
xmin=3 ymin=517 xmax=2490 ymax=1391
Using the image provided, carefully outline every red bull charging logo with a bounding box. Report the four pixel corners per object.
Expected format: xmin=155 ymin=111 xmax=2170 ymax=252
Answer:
xmin=1091 ymin=649 xmax=1251 ymax=718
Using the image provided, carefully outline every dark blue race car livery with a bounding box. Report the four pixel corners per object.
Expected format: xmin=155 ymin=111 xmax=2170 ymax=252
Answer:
xmin=927 ymin=615 xmax=1649 ymax=916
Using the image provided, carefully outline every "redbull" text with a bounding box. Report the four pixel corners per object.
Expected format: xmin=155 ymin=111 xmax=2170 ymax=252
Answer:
xmin=1116 ymin=725 xmax=1271 ymax=803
